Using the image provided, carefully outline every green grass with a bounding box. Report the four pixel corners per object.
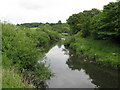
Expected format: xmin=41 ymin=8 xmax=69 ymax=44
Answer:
xmin=65 ymin=36 xmax=120 ymax=68
xmin=61 ymin=33 xmax=69 ymax=36
xmin=2 ymin=68 xmax=32 ymax=88
xmin=30 ymin=27 xmax=38 ymax=30
xmin=2 ymin=55 xmax=31 ymax=88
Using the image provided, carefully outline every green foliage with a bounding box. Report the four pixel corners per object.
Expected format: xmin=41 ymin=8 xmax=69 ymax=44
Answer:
xmin=66 ymin=2 xmax=120 ymax=69
xmin=38 ymin=23 xmax=70 ymax=34
xmin=18 ymin=22 xmax=70 ymax=34
xmin=58 ymin=20 xmax=62 ymax=24
xmin=2 ymin=22 xmax=60 ymax=87
xmin=3 ymin=68 xmax=31 ymax=88
xmin=38 ymin=24 xmax=52 ymax=31
xmin=17 ymin=22 xmax=42 ymax=28
xmin=2 ymin=55 xmax=31 ymax=88
xmin=44 ymin=29 xmax=60 ymax=40
xmin=91 ymin=1 xmax=120 ymax=40
xmin=67 ymin=8 xmax=101 ymax=36
xmin=51 ymin=23 xmax=70 ymax=33
xmin=36 ymin=24 xmax=61 ymax=40
xmin=65 ymin=34 xmax=120 ymax=68
xmin=28 ymin=30 xmax=50 ymax=47
xmin=67 ymin=1 xmax=120 ymax=40
xmin=2 ymin=23 xmax=40 ymax=71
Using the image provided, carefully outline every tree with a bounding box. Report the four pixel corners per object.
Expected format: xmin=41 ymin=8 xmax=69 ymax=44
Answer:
xmin=67 ymin=9 xmax=100 ymax=37
xmin=58 ymin=20 xmax=62 ymax=24
xmin=91 ymin=1 xmax=120 ymax=40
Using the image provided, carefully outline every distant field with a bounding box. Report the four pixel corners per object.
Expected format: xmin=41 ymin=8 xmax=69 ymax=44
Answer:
xmin=30 ymin=27 xmax=38 ymax=30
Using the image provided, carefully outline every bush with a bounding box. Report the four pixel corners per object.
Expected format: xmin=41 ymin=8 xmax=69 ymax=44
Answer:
xmin=2 ymin=23 xmax=40 ymax=71
xmin=2 ymin=55 xmax=31 ymax=88
xmin=2 ymin=23 xmax=53 ymax=87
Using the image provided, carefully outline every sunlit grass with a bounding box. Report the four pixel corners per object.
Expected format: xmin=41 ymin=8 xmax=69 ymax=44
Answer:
xmin=30 ymin=27 xmax=38 ymax=30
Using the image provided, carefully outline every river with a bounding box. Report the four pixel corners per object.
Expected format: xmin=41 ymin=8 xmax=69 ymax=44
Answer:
xmin=39 ymin=42 xmax=119 ymax=88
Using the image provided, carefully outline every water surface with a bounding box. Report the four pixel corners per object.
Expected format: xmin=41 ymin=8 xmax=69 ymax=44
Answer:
xmin=40 ymin=44 xmax=119 ymax=88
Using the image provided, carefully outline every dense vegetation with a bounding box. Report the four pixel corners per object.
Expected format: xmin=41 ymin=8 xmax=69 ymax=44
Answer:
xmin=1 ymin=1 xmax=119 ymax=88
xmin=18 ymin=21 xmax=70 ymax=34
xmin=17 ymin=22 xmax=42 ymax=28
xmin=65 ymin=1 xmax=120 ymax=69
xmin=2 ymin=22 xmax=60 ymax=88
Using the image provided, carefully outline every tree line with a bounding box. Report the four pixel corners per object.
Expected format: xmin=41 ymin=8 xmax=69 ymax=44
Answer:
xmin=67 ymin=1 xmax=120 ymax=41
xmin=64 ymin=1 xmax=120 ymax=69
xmin=17 ymin=21 xmax=70 ymax=33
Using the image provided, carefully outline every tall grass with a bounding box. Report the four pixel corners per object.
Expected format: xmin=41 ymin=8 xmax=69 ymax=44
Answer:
xmin=2 ymin=55 xmax=31 ymax=88
xmin=65 ymin=35 xmax=120 ymax=69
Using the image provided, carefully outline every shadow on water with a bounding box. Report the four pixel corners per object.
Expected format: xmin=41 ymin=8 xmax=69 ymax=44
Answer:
xmin=67 ymin=47 xmax=119 ymax=88
xmin=66 ymin=53 xmax=119 ymax=88
xmin=38 ymin=41 xmax=119 ymax=88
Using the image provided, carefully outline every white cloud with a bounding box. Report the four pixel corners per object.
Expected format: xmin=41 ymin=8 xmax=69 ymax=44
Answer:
xmin=0 ymin=0 xmax=117 ymax=24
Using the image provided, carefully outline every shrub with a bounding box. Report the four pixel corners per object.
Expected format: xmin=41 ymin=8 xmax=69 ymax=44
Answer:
xmin=2 ymin=23 xmax=53 ymax=87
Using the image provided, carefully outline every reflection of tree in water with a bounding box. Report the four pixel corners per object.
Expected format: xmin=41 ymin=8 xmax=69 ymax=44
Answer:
xmin=66 ymin=50 xmax=119 ymax=88
xmin=44 ymin=41 xmax=63 ymax=53
xmin=62 ymin=48 xmax=69 ymax=55
xmin=57 ymin=42 xmax=62 ymax=48
xmin=33 ymin=80 xmax=49 ymax=88
xmin=66 ymin=57 xmax=82 ymax=70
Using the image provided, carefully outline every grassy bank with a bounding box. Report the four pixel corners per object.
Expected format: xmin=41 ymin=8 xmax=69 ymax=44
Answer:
xmin=65 ymin=1 xmax=120 ymax=69
xmin=65 ymin=36 xmax=120 ymax=69
xmin=2 ymin=55 xmax=31 ymax=88
xmin=2 ymin=68 xmax=31 ymax=88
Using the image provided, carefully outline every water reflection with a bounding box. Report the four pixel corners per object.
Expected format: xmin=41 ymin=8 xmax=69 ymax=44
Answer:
xmin=66 ymin=48 xmax=119 ymax=88
xmin=43 ymin=44 xmax=119 ymax=88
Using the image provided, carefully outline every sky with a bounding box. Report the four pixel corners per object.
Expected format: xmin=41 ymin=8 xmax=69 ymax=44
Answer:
xmin=0 ymin=0 xmax=117 ymax=24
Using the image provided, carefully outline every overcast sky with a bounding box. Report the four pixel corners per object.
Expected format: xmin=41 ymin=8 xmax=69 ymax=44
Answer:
xmin=0 ymin=0 xmax=117 ymax=24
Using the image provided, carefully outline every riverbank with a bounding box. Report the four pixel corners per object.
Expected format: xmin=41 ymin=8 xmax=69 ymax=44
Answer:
xmin=2 ymin=23 xmax=60 ymax=88
xmin=64 ymin=36 xmax=120 ymax=69
xmin=65 ymin=1 xmax=120 ymax=69
xmin=2 ymin=68 xmax=32 ymax=88
xmin=2 ymin=55 xmax=32 ymax=88
xmin=41 ymin=43 xmax=119 ymax=88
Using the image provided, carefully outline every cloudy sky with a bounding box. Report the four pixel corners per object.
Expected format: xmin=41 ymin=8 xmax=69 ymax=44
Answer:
xmin=0 ymin=0 xmax=117 ymax=24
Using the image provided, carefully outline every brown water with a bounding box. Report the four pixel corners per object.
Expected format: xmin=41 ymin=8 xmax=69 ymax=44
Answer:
xmin=40 ymin=43 xmax=119 ymax=88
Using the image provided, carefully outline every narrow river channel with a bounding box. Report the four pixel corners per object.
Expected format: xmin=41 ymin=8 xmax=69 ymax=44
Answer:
xmin=39 ymin=42 xmax=119 ymax=88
